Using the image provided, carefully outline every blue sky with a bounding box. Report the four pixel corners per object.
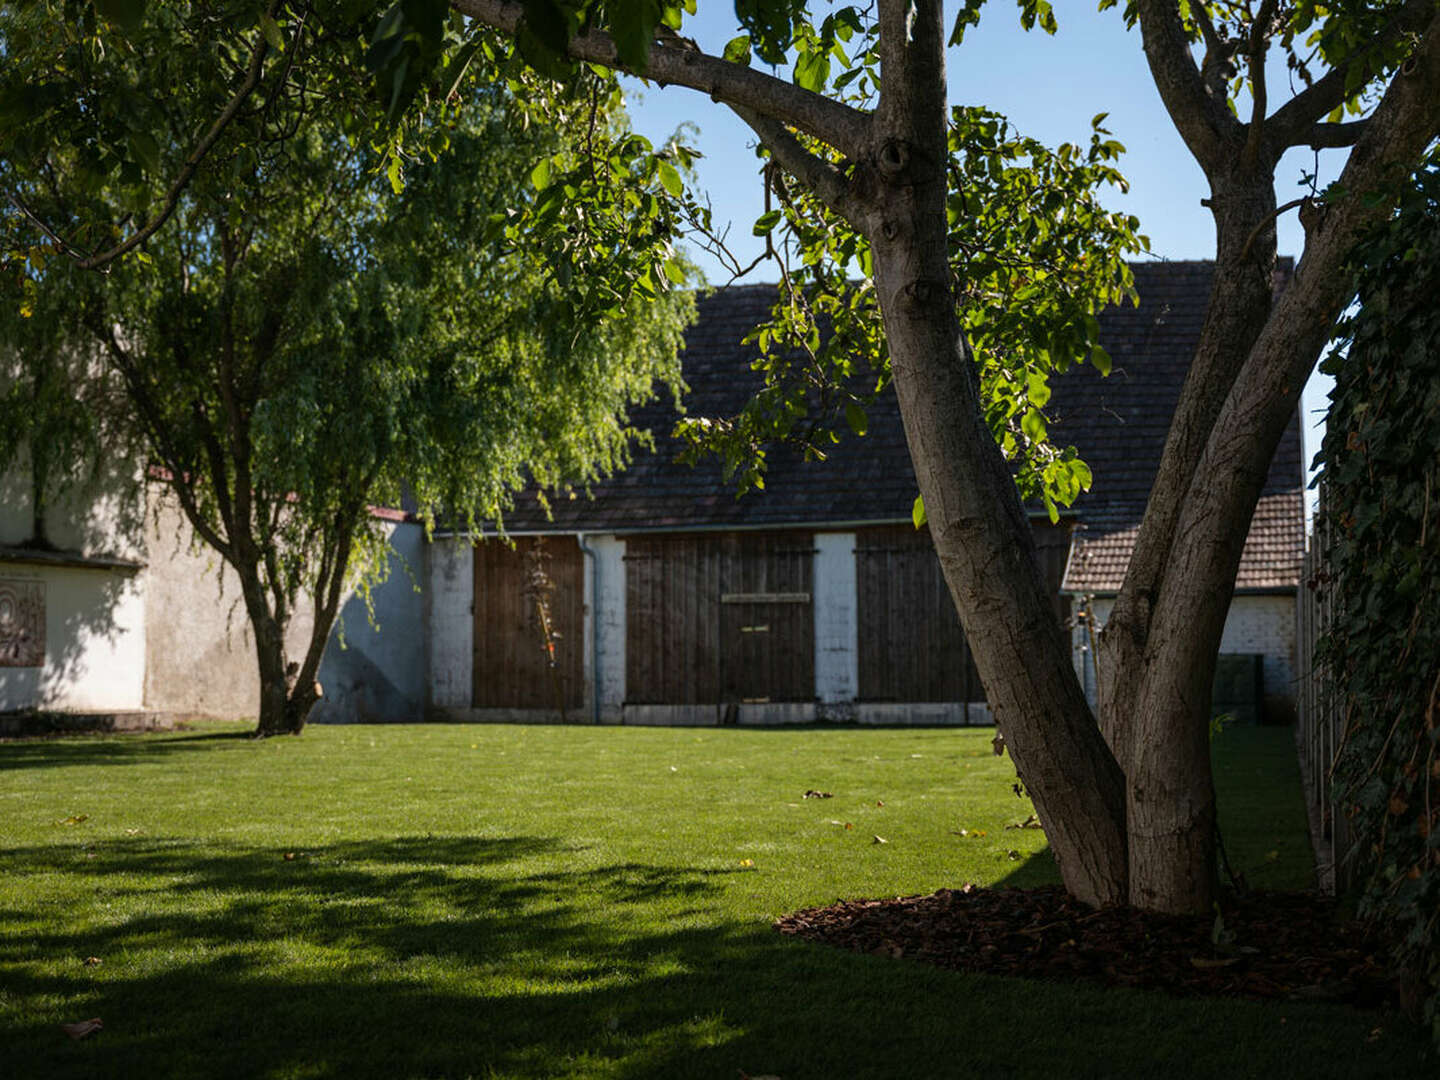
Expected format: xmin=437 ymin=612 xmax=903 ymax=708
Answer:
xmin=620 ymin=3 xmax=1345 ymax=506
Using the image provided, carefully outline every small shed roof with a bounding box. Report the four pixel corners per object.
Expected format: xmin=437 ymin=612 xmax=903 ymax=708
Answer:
xmin=488 ymin=261 xmax=1304 ymax=593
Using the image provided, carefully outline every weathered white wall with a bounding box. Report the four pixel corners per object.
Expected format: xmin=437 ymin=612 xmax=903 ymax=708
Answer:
xmin=813 ymin=531 xmax=858 ymax=705
xmin=1219 ymin=594 xmax=1298 ymax=706
xmin=1072 ymin=593 xmax=1298 ymax=710
xmin=0 ymin=564 xmax=146 ymax=712
xmin=426 ymin=537 xmax=474 ymax=710
xmin=586 ymin=534 xmax=626 ymax=722
xmin=311 ymin=521 xmax=425 ymax=724
xmin=1 ymin=451 xmax=148 ymax=713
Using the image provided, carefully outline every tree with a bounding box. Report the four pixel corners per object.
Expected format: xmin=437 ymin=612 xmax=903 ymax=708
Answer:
xmin=2 ymin=10 xmax=694 ymax=736
xmin=4 ymin=1 xmax=1437 ymax=911
xmin=429 ymin=0 xmax=1440 ymax=913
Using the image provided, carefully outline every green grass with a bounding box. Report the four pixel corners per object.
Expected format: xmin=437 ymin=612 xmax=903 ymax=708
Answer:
xmin=0 ymin=722 xmax=1426 ymax=1079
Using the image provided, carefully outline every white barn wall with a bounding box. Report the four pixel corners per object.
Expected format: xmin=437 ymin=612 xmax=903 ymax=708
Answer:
xmin=1071 ymin=593 xmax=1298 ymax=712
xmin=813 ymin=531 xmax=858 ymax=710
xmin=425 ymin=537 xmax=474 ymax=711
xmin=586 ymin=534 xmax=626 ymax=722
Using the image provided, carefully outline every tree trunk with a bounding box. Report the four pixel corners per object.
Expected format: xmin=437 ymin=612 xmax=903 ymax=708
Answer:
xmin=868 ymin=0 xmax=1128 ymax=906
xmin=1098 ymin=173 xmax=1280 ymax=914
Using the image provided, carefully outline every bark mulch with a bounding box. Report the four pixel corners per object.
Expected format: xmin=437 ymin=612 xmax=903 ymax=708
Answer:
xmin=775 ymin=885 xmax=1398 ymax=1006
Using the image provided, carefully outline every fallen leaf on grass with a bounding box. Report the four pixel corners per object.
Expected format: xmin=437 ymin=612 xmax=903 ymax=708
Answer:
xmin=875 ymin=800 xmax=885 ymax=808
xmin=802 ymin=790 xmax=832 ymax=799
xmin=872 ymin=836 xmax=888 ymax=845
xmin=57 ymin=815 xmax=89 ymax=826
xmin=82 ymin=957 xmax=101 ymax=967
xmin=1007 ymin=850 xmax=1022 ymax=861
xmin=739 ymin=859 xmax=755 ymax=868
xmin=1006 ymin=814 xmax=1042 ymax=830
xmin=60 ymin=1018 xmax=103 ymax=1040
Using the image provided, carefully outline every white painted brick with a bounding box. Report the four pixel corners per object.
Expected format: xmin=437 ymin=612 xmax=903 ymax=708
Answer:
xmin=813 ymin=532 xmax=858 ymax=703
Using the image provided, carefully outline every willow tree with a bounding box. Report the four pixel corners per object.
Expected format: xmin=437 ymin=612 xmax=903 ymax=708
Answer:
xmin=2 ymin=8 xmax=694 ymax=735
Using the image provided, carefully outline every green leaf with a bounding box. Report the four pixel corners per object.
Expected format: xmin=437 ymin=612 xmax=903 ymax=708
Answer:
xmin=911 ymin=493 xmax=927 ymax=529
xmin=1021 ymin=408 xmax=1047 ymax=443
xmin=844 ymin=402 xmax=868 ymax=437
xmin=656 ymin=160 xmax=683 ymax=198
xmin=1026 ymin=369 xmax=1051 ymax=407
xmin=128 ymin=131 xmax=161 ymax=175
xmin=722 ymin=35 xmax=753 ymax=64
xmin=1089 ymin=344 xmax=1112 ymax=376
xmin=794 ymin=50 xmax=829 ymax=93
xmin=752 ymin=210 xmax=782 ymax=236
xmin=530 ymin=157 xmax=552 ymax=190
xmin=258 ymin=13 xmax=286 ymax=53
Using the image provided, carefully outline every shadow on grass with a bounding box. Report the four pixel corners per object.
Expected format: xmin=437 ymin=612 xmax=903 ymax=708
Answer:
xmin=1 ymin=834 xmax=1426 ymax=1080
xmin=0 ymin=728 xmax=265 ymax=772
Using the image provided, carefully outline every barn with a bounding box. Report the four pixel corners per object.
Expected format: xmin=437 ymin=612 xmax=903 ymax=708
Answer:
xmin=425 ymin=262 xmax=1306 ymax=726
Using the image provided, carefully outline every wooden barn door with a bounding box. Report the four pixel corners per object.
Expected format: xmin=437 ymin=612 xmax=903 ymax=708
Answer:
xmin=718 ymin=532 xmax=814 ymax=703
xmin=855 ymin=522 xmax=1072 ymax=703
xmin=472 ymin=536 xmax=585 ymax=711
xmin=856 ymin=525 xmax=979 ymax=702
xmin=625 ymin=531 xmax=815 ymax=705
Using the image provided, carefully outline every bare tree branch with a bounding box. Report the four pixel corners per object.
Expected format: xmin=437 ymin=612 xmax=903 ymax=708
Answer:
xmin=730 ymin=106 xmax=868 ymax=230
xmin=1243 ymin=0 xmax=1280 ymax=165
xmin=1305 ymin=119 xmax=1371 ymax=148
xmin=451 ymin=0 xmax=872 ymax=160
xmin=1133 ymin=0 xmax=1241 ymax=170
xmin=1264 ymin=0 xmax=1437 ymax=156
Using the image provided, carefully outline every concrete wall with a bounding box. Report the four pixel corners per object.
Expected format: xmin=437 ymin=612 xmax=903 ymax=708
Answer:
xmin=1071 ymin=593 xmax=1298 ymax=712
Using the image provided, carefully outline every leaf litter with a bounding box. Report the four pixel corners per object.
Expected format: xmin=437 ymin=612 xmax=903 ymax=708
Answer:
xmin=775 ymin=885 xmax=1399 ymax=1006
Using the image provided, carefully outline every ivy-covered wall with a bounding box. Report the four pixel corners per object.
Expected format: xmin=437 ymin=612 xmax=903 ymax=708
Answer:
xmin=1318 ymin=161 xmax=1439 ymax=1046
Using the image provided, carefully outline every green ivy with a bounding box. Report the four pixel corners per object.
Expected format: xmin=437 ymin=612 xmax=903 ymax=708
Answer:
xmin=1317 ymin=158 xmax=1440 ymax=1049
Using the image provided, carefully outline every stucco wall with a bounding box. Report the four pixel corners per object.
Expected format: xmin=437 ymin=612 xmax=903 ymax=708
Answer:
xmin=142 ymin=498 xmax=316 ymax=719
xmin=311 ymin=521 xmax=425 ymax=724
xmin=144 ymin=496 xmax=424 ymax=723
xmin=0 ymin=563 xmax=146 ymax=712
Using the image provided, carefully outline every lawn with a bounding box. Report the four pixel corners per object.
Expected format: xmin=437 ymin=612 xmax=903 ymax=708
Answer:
xmin=0 ymin=722 xmax=1427 ymax=1078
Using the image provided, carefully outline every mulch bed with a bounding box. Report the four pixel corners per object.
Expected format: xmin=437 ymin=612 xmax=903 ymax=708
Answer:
xmin=775 ymin=885 xmax=1398 ymax=1006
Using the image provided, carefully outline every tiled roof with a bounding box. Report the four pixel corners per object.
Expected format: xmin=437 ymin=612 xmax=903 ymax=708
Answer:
xmin=488 ymin=261 xmax=1304 ymax=591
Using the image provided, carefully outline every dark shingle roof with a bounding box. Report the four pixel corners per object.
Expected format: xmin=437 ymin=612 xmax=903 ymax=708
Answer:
xmin=490 ymin=261 xmax=1304 ymax=591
